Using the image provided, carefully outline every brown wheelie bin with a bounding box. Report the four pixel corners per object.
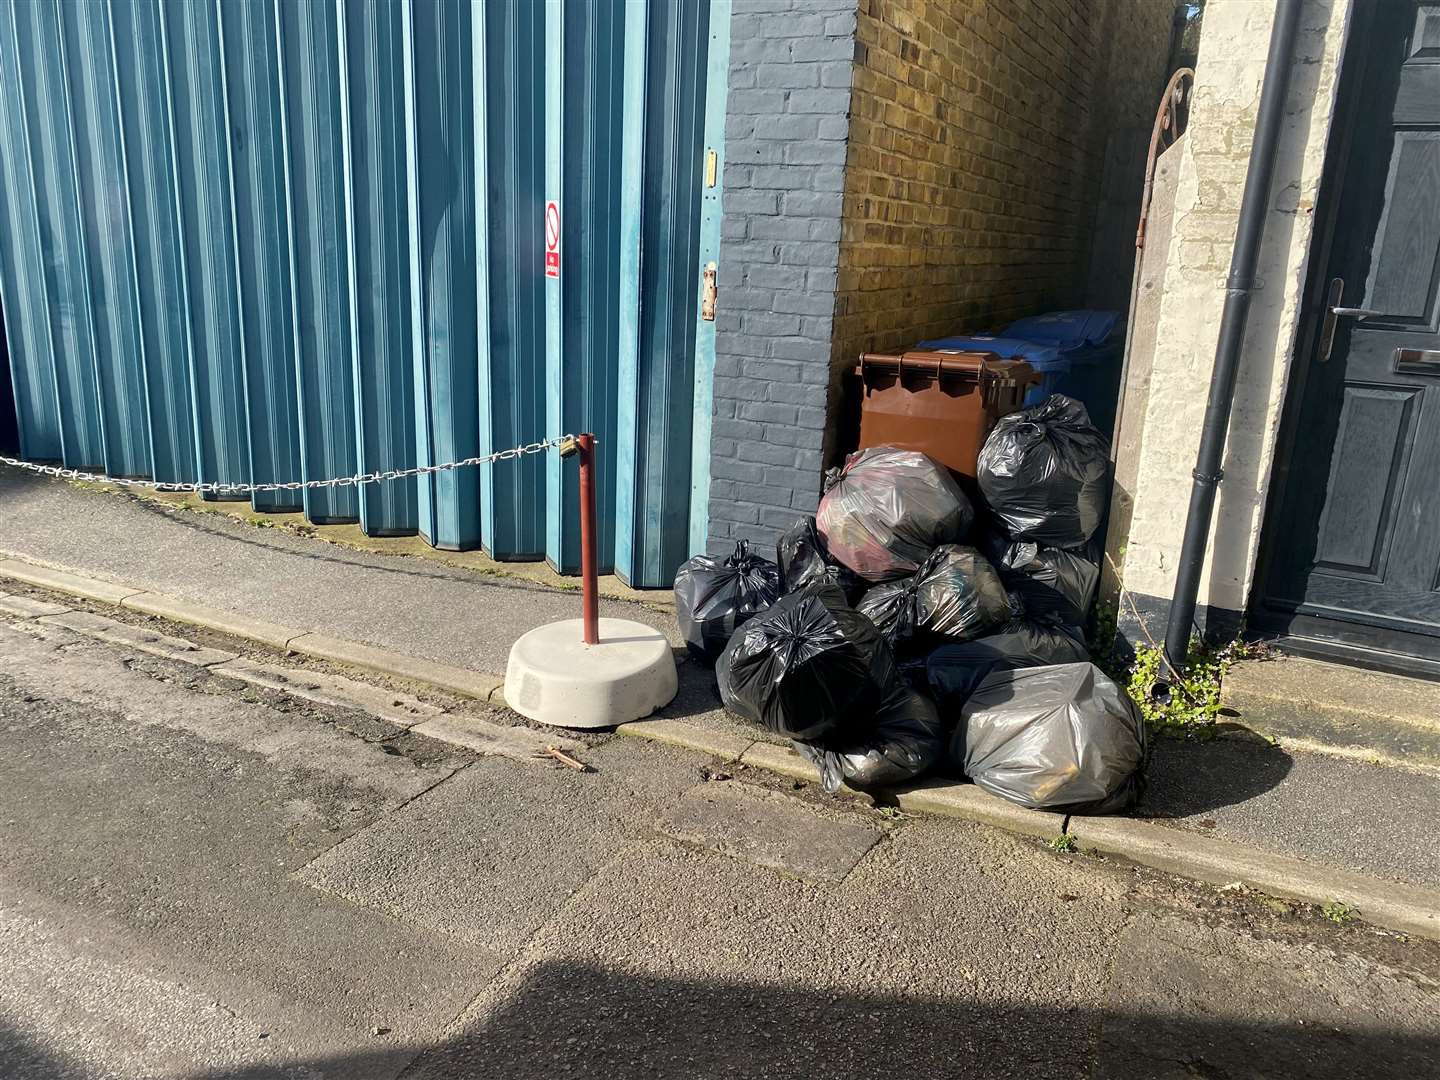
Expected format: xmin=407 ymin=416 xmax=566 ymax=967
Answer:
xmin=853 ymin=350 xmax=1037 ymax=494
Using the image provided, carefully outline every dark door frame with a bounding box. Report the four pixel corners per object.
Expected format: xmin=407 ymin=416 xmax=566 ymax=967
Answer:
xmin=1246 ymin=1 xmax=1440 ymax=679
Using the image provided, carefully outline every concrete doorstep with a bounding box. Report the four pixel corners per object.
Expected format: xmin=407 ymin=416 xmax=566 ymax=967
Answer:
xmin=2 ymin=552 xmax=1438 ymax=942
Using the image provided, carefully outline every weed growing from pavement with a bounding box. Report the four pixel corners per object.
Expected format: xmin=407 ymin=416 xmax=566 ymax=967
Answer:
xmin=1322 ymin=899 xmax=1359 ymax=925
xmin=1049 ymin=833 xmax=1078 ymax=854
xmin=1087 ymin=583 xmax=1274 ymax=739
xmin=1122 ymin=637 xmax=1272 ymax=738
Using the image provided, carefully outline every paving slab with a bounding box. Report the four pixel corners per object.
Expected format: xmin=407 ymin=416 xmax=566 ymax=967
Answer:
xmin=295 ymin=740 xmax=703 ymax=953
xmin=0 ymin=628 xmax=501 ymax=1067
xmin=41 ymin=609 xmax=238 ymax=666
xmin=214 ymin=656 xmax=444 ymax=728
xmin=1094 ymin=910 xmax=1440 ymax=1078
xmin=0 ymin=592 xmax=71 ymax=618
xmin=656 ymin=783 xmax=882 ymax=883
xmin=400 ymin=816 xmax=1134 ymax=1080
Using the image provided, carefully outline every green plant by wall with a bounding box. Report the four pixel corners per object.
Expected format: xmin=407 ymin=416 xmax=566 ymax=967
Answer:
xmin=1124 ymin=636 xmax=1264 ymax=737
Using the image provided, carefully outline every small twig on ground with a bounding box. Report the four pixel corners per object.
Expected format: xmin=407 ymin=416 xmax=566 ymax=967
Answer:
xmin=537 ymin=746 xmax=592 ymax=772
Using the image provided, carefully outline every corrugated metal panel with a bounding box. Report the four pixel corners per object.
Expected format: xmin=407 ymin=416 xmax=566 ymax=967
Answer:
xmin=279 ymin=0 xmax=361 ymax=524
xmin=163 ymin=0 xmax=253 ymax=490
xmin=109 ymin=0 xmax=196 ymax=485
xmin=340 ymin=0 xmax=419 ymax=537
xmin=0 ymin=0 xmax=727 ymax=588
xmin=10 ymin=1 xmax=106 ymax=470
xmin=547 ymin=0 xmax=625 ymax=575
xmin=477 ymin=0 xmax=545 ymax=560
xmin=62 ymin=0 xmax=152 ymax=480
xmin=625 ymin=0 xmax=713 ymax=587
xmin=0 ymin=9 xmax=62 ymax=462
xmin=219 ymin=0 xmax=304 ymax=512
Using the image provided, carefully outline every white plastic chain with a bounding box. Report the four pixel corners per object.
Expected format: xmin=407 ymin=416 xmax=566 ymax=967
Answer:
xmin=0 ymin=435 xmax=575 ymax=497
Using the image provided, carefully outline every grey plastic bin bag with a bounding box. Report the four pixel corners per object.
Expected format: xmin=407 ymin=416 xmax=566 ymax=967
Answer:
xmin=956 ymin=662 xmax=1145 ymax=814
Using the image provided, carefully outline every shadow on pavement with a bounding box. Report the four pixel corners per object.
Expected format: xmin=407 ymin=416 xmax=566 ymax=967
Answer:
xmin=1138 ymin=732 xmax=1294 ymax=817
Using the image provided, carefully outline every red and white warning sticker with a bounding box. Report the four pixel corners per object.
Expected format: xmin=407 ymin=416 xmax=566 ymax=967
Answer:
xmin=544 ymin=200 xmax=560 ymax=279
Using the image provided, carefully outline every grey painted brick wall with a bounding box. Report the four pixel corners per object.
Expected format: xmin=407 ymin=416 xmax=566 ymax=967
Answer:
xmin=706 ymin=0 xmax=858 ymax=556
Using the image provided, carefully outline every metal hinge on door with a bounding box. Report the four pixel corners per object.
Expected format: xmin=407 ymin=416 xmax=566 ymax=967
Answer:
xmin=702 ymin=262 xmax=717 ymax=322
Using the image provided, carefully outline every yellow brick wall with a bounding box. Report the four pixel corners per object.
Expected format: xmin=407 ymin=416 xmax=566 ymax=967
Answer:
xmin=829 ymin=0 xmax=1175 ymax=454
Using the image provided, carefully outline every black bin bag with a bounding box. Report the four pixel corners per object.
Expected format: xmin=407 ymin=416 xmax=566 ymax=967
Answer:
xmin=925 ymin=620 xmax=1091 ymax=710
xmin=983 ymin=533 xmax=1100 ymax=626
xmin=857 ymin=544 xmax=1010 ymax=649
xmin=673 ymin=541 xmax=782 ymax=663
xmin=795 ymin=682 xmax=944 ymax=793
xmin=955 ymin=662 xmax=1146 ymax=815
xmin=977 ymin=395 xmax=1109 ymax=550
xmin=715 ymin=583 xmax=894 ymax=741
xmin=776 ymin=515 xmax=867 ymax=605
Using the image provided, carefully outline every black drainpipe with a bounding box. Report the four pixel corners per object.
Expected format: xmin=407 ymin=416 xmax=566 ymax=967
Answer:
xmin=1161 ymin=0 xmax=1305 ymax=677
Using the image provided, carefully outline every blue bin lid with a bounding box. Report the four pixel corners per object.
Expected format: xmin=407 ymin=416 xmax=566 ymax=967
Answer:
xmin=1001 ymin=310 xmax=1119 ymax=349
xmin=914 ymin=334 xmax=1069 ymax=371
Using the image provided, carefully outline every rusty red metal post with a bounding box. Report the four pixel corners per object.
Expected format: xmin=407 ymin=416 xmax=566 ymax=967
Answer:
xmin=577 ymin=433 xmax=600 ymax=645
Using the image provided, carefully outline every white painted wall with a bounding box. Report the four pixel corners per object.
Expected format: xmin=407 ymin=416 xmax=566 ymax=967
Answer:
xmin=1115 ymin=0 xmax=1355 ymax=617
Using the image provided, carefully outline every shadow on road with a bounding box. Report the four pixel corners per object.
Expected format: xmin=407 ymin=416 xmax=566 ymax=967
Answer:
xmin=5 ymin=955 xmax=1429 ymax=1080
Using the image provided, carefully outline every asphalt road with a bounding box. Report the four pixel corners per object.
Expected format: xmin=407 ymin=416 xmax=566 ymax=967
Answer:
xmin=2 ymin=601 xmax=1439 ymax=1079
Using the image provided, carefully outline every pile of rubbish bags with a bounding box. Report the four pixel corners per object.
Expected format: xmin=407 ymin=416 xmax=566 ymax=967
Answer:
xmin=674 ymin=395 xmax=1145 ymax=813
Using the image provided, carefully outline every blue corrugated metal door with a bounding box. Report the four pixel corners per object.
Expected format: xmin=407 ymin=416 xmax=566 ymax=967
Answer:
xmin=0 ymin=0 xmax=729 ymax=588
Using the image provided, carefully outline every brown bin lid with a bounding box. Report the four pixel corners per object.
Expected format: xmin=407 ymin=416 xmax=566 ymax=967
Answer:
xmin=856 ymin=350 xmax=1036 ymax=386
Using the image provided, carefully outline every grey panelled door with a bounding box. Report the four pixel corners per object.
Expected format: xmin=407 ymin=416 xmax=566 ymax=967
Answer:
xmin=1263 ymin=2 xmax=1440 ymax=651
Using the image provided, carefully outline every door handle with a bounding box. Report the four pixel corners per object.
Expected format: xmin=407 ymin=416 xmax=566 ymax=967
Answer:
xmin=1318 ymin=277 xmax=1385 ymax=362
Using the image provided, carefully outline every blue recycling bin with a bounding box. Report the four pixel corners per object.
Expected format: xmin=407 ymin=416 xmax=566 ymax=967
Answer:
xmin=918 ymin=310 xmax=1123 ymax=436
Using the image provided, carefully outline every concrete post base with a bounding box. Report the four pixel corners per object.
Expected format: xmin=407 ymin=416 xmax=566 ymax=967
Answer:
xmin=503 ymin=618 xmax=678 ymax=730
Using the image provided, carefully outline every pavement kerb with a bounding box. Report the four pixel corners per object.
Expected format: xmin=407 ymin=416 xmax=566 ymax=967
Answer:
xmin=621 ymin=716 xmax=1440 ymax=942
xmin=616 ymin=717 xmax=754 ymax=761
xmin=120 ymin=592 xmax=299 ymax=651
xmin=1065 ymin=815 xmax=1440 ymax=942
xmin=287 ymin=632 xmax=505 ymax=703
xmin=0 ymin=557 xmax=144 ymax=606
xmin=0 ymin=555 xmax=504 ymax=704
xmin=3 ymin=553 xmax=1438 ymax=941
